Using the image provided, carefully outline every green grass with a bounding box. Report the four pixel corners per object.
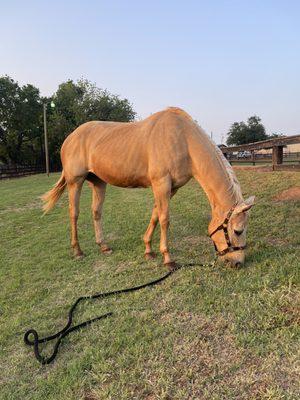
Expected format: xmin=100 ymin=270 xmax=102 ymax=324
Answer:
xmin=0 ymin=170 xmax=299 ymax=400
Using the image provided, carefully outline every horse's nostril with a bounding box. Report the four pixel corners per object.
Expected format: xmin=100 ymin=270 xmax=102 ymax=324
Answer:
xmin=235 ymin=262 xmax=242 ymax=268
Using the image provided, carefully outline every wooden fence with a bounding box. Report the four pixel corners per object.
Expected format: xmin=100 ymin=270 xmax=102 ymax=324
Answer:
xmin=228 ymin=151 xmax=300 ymax=164
xmin=0 ymin=165 xmax=45 ymax=179
xmin=221 ymin=134 xmax=300 ymax=171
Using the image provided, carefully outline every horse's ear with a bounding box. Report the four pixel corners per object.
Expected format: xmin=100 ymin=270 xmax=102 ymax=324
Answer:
xmin=234 ymin=196 xmax=255 ymax=214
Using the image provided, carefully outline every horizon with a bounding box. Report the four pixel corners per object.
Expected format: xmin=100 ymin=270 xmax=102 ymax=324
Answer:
xmin=1 ymin=0 xmax=299 ymax=143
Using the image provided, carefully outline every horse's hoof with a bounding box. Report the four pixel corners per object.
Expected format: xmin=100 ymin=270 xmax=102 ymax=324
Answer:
xmin=144 ymin=252 xmax=156 ymax=260
xmin=75 ymin=252 xmax=84 ymax=259
xmin=164 ymin=261 xmax=177 ymax=271
xmin=102 ymin=249 xmax=113 ymax=255
xmin=101 ymin=245 xmax=113 ymax=255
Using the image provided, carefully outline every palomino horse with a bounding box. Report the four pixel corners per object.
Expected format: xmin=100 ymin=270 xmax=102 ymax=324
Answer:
xmin=42 ymin=107 xmax=255 ymax=268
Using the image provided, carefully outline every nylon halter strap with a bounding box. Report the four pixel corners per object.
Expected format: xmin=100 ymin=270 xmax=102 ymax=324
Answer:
xmin=209 ymin=203 xmax=246 ymax=257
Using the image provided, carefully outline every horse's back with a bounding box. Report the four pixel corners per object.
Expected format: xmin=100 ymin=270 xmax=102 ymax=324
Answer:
xmin=60 ymin=109 xmax=196 ymax=188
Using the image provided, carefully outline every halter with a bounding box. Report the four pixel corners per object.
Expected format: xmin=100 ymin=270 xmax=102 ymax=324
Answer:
xmin=209 ymin=204 xmax=246 ymax=256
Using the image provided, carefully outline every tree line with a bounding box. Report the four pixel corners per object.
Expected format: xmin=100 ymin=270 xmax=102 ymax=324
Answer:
xmin=0 ymin=76 xmax=136 ymax=167
xmin=0 ymin=74 xmax=282 ymax=167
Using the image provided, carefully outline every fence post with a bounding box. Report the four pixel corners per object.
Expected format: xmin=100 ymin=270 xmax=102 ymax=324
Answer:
xmin=272 ymin=146 xmax=283 ymax=170
xmin=251 ymin=150 xmax=255 ymax=166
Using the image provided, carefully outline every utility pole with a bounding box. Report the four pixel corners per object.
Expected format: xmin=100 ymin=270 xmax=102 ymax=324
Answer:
xmin=43 ymin=101 xmax=55 ymax=177
xmin=43 ymin=103 xmax=49 ymax=177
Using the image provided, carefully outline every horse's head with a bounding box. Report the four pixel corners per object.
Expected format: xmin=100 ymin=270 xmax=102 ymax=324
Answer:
xmin=209 ymin=196 xmax=255 ymax=267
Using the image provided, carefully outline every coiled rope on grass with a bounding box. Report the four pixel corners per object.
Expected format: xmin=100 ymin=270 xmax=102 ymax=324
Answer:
xmin=24 ymin=260 xmax=215 ymax=365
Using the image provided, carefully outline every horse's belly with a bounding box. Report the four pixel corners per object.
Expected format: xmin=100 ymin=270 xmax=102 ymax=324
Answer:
xmin=91 ymin=162 xmax=150 ymax=188
xmin=100 ymin=173 xmax=150 ymax=188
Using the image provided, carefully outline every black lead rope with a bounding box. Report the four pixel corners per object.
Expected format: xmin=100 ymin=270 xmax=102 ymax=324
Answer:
xmin=24 ymin=261 xmax=212 ymax=365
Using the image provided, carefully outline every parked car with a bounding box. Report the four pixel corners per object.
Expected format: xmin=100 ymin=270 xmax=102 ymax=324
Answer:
xmin=237 ymin=151 xmax=251 ymax=159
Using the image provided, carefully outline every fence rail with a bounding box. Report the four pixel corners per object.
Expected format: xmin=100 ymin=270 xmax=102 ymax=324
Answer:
xmin=228 ymin=152 xmax=300 ymax=164
xmin=221 ymin=134 xmax=300 ymax=153
xmin=0 ymin=165 xmax=45 ymax=179
xmin=221 ymin=135 xmax=300 ymax=171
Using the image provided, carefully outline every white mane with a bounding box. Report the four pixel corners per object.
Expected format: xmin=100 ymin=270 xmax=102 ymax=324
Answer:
xmin=195 ymin=121 xmax=243 ymax=203
xmin=215 ymin=145 xmax=243 ymax=201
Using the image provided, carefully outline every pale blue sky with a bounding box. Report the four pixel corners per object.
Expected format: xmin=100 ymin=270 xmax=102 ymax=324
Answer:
xmin=1 ymin=0 xmax=299 ymax=143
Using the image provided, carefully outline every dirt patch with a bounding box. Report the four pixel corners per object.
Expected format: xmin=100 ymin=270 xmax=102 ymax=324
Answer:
xmin=273 ymin=186 xmax=300 ymax=202
xmin=92 ymin=260 xmax=109 ymax=272
xmin=178 ymin=326 xmax=292 ymax=398
xmin=115 ymin=260 xmax=137 ymax=273
xmin=280 ymin=306 xmax=300 ymax=327
xmin=84 ymin=393 xmax=99 ymax=400
xmin=155 ymin=312 xmax=299 ymax=399
xmin=0 ymin=199 xmax=42 ymax=213
xmin=266 ymin=237 xmax=290 ymax=247
xmin=174 ymin=235 xmax=211 ymax=247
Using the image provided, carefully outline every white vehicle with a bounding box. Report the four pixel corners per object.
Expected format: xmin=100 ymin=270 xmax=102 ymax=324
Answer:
xmin=237 ymin=151 xmax=251 ymax=159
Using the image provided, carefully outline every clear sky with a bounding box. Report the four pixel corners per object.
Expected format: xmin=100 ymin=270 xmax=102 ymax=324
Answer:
xmin=1 ymin=0 xmax=299 ymax=143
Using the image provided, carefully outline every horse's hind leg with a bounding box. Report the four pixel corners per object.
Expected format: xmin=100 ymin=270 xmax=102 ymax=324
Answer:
xmin=143 ymin=205 xmax=159 ymax=260
xmin=89 ymin=178 xmax=112 ymax=254
xmin=67 ymin=177 xmax=85 ymax=258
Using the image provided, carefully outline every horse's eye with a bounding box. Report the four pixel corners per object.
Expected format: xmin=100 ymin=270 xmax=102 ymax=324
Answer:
xmin=234 ymin=229 xmax=243 ymax=236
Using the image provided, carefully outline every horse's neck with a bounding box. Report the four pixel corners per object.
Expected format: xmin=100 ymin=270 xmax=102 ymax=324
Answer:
xmin=190 ymin=131 xmax=243 ymax=221
xmin=202 ymin=177 xmax=240 ymax=221
xmin=197 ymin=174 xmax=238 ymax=221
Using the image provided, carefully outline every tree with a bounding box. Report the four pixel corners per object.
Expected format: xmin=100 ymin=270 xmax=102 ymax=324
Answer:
xmin=0 ymin=76 xmax=136 ymax=167
xmin=75 ymin=79 xmax=136 ymax=123
xmin=48 ymin=79 xmax=136 ymax=167
xmin=226 ymin=116 xmax=268 ymax=146
xmin=0 ymin=76 xmax=44 ymax=164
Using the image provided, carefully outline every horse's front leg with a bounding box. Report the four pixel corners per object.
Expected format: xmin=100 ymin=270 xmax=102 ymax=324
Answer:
xmin=151 ymin=178 xmax=175 ymax=268
xmin=143 ymin=189 xmax=178 ymax=261
xmin=90 ymin=180 xmax=112 ymax=254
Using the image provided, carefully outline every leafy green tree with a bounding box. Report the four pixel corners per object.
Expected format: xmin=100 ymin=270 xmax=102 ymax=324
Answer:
xmin=0 ymin=76 xmax=44 ymax=164
xmin=48 ymin=79 xmax=136 ymax=167
xmin=226 ymin=116 xmax=268 ymax=146
xmin=0 ymin=76 xmax=18 ymax=163
xmin=0 ymin=76 xmax=136 ymax=167
xmin=75 ymin=79 xmax=136 ymax=123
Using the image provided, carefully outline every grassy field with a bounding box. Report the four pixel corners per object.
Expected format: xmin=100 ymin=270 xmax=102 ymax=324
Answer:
xmin=0 ymin=170 xmax=299 ymax=400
